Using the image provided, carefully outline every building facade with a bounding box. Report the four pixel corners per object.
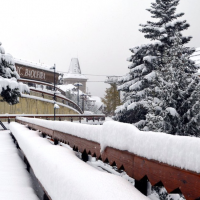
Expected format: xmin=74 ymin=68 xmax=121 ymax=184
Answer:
xmin=63 ymin=58 xmax=88 ymax=93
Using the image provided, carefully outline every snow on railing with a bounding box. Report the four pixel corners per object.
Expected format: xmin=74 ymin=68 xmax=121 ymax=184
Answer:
xmin=18 ymin=78 xmax=83 ymax=113
xmin=17 ymin=117 xmax=200 ymax=173
xmin=10 ymin=122 xmax=148 ymax=200
xmin=15 ymin=117 xmax=200 ymax=200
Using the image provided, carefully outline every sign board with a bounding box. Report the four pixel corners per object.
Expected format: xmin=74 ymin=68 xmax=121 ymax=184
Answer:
xmin=15 ymin=63 xmax=59 ymax=84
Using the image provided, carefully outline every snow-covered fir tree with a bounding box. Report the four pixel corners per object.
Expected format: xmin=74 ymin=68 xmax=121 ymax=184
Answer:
xmin=0 ymin=42 xmax=28 ymax=104
xmin=115 ymin=0 xmax=200 ymax=137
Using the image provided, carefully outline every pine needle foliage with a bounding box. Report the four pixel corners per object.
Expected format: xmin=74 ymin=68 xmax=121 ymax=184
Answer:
xmin=115 ymin=0 xmax=200 ymax=136
xmin=0 ymin=42 xmax=28 ymax=104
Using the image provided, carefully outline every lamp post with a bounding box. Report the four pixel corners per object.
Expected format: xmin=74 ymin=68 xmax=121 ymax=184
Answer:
xmin=50 ymin=64 xmax=56 ymax=120
xmin=74 ymin=82 xmax=83 ymax=107
xmin=80 ymin=94 xmax=86 ymax=113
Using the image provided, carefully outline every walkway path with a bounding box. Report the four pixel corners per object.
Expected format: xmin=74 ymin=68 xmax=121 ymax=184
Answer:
xmin=0 ymin=130 xmax=39 ymax=200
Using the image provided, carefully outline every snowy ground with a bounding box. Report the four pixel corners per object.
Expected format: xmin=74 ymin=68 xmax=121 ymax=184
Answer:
xmin=10 ymin=122 xmax=148 ymax=200
xmin=0 ymin=130 xmax=39 ymax=200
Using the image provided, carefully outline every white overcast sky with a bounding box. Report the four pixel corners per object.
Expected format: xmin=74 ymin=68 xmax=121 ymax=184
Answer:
xmin=1 ymin=0 xmax=200 ymax=97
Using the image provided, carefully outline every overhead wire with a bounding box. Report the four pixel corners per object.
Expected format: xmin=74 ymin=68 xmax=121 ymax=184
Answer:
xmin=57 ymin=70 xmax=121 ymax=77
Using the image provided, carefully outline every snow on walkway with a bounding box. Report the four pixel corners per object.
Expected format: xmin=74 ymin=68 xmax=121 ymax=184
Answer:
xmin=10 ymin=122 xmax=148 ymax=200
xmin=0 ymin=130 xmax=39 ymax=200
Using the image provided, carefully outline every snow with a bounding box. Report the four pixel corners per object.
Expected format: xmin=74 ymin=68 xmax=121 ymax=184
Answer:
xmin=54 ymin=103 xmax=60 ymax=109
xmin=144 ymin=71 xmax=156 ymax=81
xmin=57 ymin=84 xmax=76 ymax=92
xmin=166 ymin=107 xmax=179 ymax=117
xmin=10 ymin=122 xmax=148 ymax=200
xmin=57 ymin=83 xmax=85 ymax=97
xmin=143 ymin=56 xmax=157 ymax=63
xmin=57 ymin=84 xmax=103 ymax=112
xmin=101 ymin=121 xmax=200 ymax=173
xmin=17 ymin=117 xmax=101 ymax=143
xmin=148 ymin=193 xmax=159 ymax=200
xmin=90 ymin=96 xmax=104 ymax=111
xmin=118 ymin=78 xmax=139 ymax=90
xmin=0 ymin=77 xmax=29 ymax=94
xmin=0 ymin=130 xmax=39 ymax=200
xmin=190 ymin=47 xmax=200 ymax=70
xmin=87 ymin=158 xmax=135 ymax=184
xmin=165 ymin=19 xmax=184 ymax=28
xmin=21 ymin=93 xmax=80 ymax=114
xmin=17 ymin=117 xmax=200 ymax=173
xmin=14 ymin=58 xmax=58 ymax=73
xmin=129 ymin=80 xmax=142 ymax=91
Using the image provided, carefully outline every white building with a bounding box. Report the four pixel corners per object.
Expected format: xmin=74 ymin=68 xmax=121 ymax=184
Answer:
xmin=63 ymin=58 xmax=88 ymax=93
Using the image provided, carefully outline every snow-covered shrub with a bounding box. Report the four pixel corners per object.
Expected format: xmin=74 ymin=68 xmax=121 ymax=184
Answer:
xmin=0 ymin=42 xmax=29 ymax=104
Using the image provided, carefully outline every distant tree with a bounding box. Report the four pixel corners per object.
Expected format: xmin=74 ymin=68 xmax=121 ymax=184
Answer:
xmin=0 ymin=42 xmax=28 ymax=104
xmin=102 ymin=83 xmax=121 ymax=116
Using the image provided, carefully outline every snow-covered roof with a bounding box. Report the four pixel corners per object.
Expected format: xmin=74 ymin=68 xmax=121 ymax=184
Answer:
xmin=57 ymin=84 xmax=86 ymax=96
xmin=63 ymin=58 xmax=87 ymax=80
xmin=57 ymin=84 xmax=76 ymax=92
xmin=14 ymin=58 xmax=58 ymax=73
xmin=90 ymin=96 xmax=104 ymax=110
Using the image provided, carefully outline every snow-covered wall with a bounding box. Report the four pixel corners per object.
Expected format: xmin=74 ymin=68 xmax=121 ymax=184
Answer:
xmin=17 ymin=117 xmax=200 ymax=173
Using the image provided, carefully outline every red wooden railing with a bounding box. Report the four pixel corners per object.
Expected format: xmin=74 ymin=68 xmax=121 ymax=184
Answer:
xmin=15 ymin=118 xmax=200 ymax=200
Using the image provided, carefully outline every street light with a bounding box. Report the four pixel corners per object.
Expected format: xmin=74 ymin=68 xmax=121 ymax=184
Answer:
xmin=74 ymin=82 xmax=83 ymax=107
xmin=80 ymin=94 xmax=86 ymax=113
xmin=50 ymin=64 xmax=56 ymax=120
